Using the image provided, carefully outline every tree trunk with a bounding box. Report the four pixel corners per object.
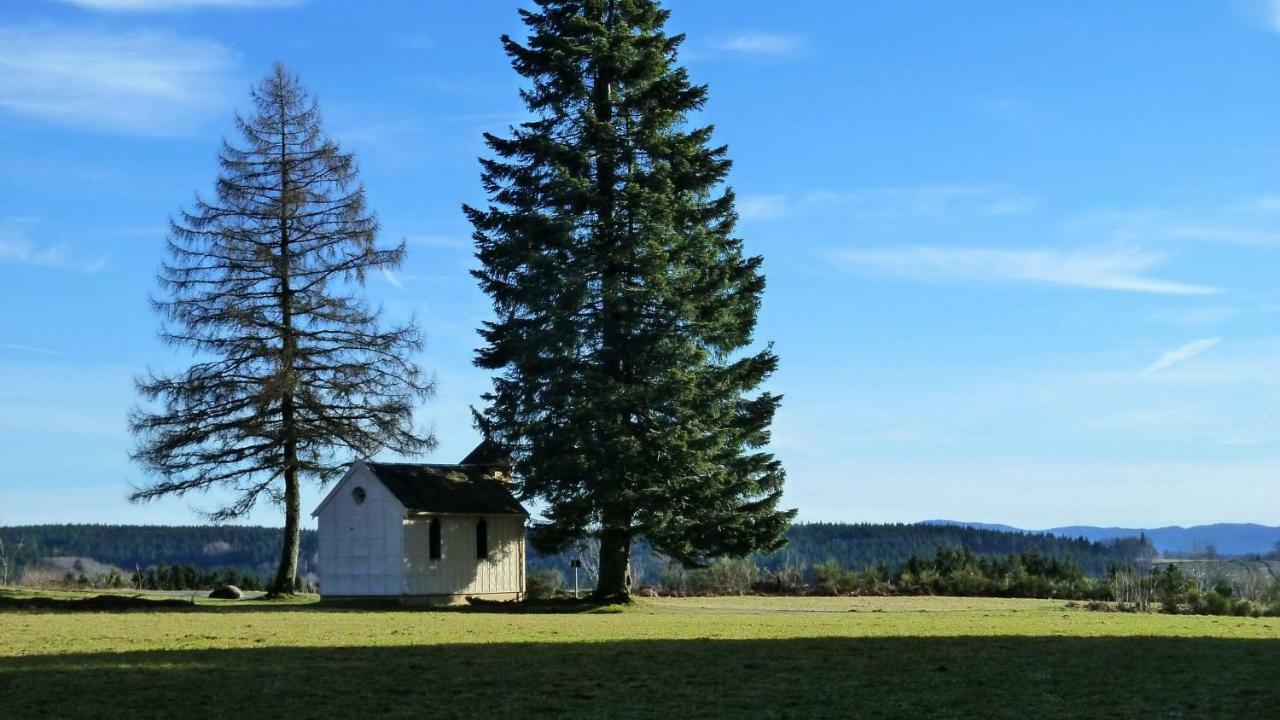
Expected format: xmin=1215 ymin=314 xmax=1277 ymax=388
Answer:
xmin=271 ymin=466 xmax=301 ymax=595
xmin=586 ymin=3 xmax=632 ymax=606
xmin=594 ymin=525 xmax=632 ymax=601
xmin=269 ymin=95 xmax=299 ymax=598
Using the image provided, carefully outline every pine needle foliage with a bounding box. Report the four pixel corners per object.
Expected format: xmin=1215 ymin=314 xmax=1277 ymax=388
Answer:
xmin=467 ymin=0 xmax=795 ymax=599
xmin=130 ymin=64 xmax=435 ymax=594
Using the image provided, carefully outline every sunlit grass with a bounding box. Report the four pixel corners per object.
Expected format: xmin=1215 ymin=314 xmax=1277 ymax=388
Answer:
xmin=2 ymin=591 xmax=1278 ymax=718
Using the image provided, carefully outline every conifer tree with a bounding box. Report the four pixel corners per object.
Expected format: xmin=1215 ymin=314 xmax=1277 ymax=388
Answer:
xmin=130 ymin=64 xmax=434 ymax=595
xmin=467 ymin=0 xmax=795 ymax=599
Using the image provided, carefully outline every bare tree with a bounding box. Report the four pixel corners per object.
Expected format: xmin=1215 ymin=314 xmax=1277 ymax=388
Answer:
xmin=0 ymin=520 xmax=19 ymax=587
xmin=0 ymin=531 xmax=26 ymax=588
xmin=1182 ymin=560 xmax=1212 ymax=594
xmin=1234 ymin=562 xmax=1269 ymax=603
xmin=570 ymin=537 xmax=601 ymax=592
xmin=1112 ymin=566 xmax=1157 ymax=611
xmin=130 ymin=64 xmax=435 ymax=595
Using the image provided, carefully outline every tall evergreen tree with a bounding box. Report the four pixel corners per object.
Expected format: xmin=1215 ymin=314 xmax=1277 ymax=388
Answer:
xmin=130 ymin=64 xmax=435 ymax=595
xmin=467 ymin=0 xmax=795 ymax=599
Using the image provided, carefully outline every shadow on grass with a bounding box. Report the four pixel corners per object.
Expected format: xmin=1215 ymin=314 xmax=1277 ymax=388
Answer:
xmin=2 ymin=636 xmax=1278 ymax=719
xmin=0 ymin=590 xmax=620 ymax=614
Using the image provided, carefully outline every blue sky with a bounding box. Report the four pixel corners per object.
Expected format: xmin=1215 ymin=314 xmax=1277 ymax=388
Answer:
xmin=2 ymin=0 xmax=1280 ymax=529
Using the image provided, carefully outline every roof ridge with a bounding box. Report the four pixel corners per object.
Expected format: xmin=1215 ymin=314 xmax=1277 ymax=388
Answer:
xmin=360 ymin=461 xmax=528 ymax=516
xmin=366 ymin=461 xmax=464 ymax=467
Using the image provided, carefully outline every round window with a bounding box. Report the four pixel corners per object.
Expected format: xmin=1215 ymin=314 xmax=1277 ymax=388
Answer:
xmin=352 ymin=486 xmax=367 ymax=505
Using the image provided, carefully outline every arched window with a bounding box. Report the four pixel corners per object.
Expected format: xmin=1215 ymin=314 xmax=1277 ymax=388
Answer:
xmin=476 ymin=518 xmax=489 ymax=560
xmin=428 ymin=517 xmax=441 ymax=560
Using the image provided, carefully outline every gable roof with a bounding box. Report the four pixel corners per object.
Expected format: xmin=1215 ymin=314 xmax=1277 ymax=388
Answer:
xmin=458 ymin=439 xmax=512 ymax=468
xmin=365 ymin=462 xmax=527 ymax=516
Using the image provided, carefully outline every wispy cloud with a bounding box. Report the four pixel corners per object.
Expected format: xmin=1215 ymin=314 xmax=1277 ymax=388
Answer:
xmin=0 ymin=343 xmax=67 ymax=357
xmin=0 ymin=25 xmax=235 ymax=134
xmin=381 ymin=268 xmax=404 ymax=289
xmin=738 ymin=194 xmax=790 ymax=221
xmin=1143 ymin=338 xmax=1222 ymax=375
xmin=830 ymin=245 xmax=1218 ymax=295
xmin=710 ymin=32 xmax=805 ymax=56
xmin=55 ymin=0 xmax=299 ymax=10
xmin=1254 ymin=0 xmax=1280 ymax=33
xmin=1218 ymin=436 xmax=1266 ymax=447
xmin=1075 ymin=199 xmax=1280 ymax=248
xmin=805 ymin=185 xmax=1039 ymax=218
xmin=407 ymin=235 xmax=470 ymax=251
xmin=0 ymin=237 xmax=108 ymax=273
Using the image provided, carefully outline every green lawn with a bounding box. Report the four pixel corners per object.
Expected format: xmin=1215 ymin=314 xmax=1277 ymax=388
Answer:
xmin=2 ymin=590 xmax=1278 ymax=718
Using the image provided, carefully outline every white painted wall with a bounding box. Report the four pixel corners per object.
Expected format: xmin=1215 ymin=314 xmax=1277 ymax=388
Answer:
xmin=403 ymin=514 xmax=525 ymax=596
xmin=316 ymin=465 xmax=406 ymax=597
xmin=315 ymin=463 xmax=526 ymax=598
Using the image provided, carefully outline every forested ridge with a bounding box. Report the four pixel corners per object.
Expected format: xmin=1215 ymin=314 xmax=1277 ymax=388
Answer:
xmin=0 ymin=524 xmax=319 ymax=581
xmin=1 ymin=522 xmax=1145 ymax=585
xmin=759 ymin=522 xmax=1146 ymax=577
xmin=533 ymin=522 xmax=1149 ymax=580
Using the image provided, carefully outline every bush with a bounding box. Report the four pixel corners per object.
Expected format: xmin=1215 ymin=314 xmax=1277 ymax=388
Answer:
xmin=1196 ymin=591 xmax=1231 ymax=616
xmin=811 ymin=560 xmax=856 ymax=596
xmin=759 ymin=558 xmax=806 ymax=595
xmin=685 ymin=558 xmax=758 ymax=596
xmin=659 ymin=564 xmax=687 ymax=596
xmin=526 ymin=569 xmax=563 ymax=600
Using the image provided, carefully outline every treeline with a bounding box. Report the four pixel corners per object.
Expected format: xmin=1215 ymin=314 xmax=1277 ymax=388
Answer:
xmin=0 ymin=524 xmax=319 ymax=585
xmin=759 ymin=523 xmax=1150 ymax=577
xmin=3 ymin=522 xmax=1146 ymax=589
xmin=529 ymin=548 xmax=1280 ymax=617
xmin=526 ymin=522 xmax=1153 ymax=584
xmin=49 ymin=563 xmax=268 ymax=592
xmin=642 ymin=546 xmax=1108 ymax=599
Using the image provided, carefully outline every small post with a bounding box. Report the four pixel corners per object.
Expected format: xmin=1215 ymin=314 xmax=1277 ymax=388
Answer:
xmin=571 ymin=557 xmax=582 ymax=599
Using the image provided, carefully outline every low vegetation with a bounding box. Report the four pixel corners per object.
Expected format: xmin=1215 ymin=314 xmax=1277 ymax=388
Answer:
xmin=0 ymin=524 xmax=319 ymax=587
xmin=0 ymin=522 xmax=1149 ymax=591
xmin=9 ymin=526 xmax=1275 ymax=618
xmin=2 ymin=590 xmax=1278 ymax=719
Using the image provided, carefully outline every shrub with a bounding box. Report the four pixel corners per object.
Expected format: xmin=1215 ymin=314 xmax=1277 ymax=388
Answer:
xmin=811 ymin=560 xmax=855 ymax=596
xmin=685 ymin=558 xmax=758 ymax=596
xmin=526 ymin=569 xmax=563 ymax=600
xmin=1198 ymin=591 xmax=1231 ymax=616
xmin=760 ymin=558 xmax=806 ymax=595
xmin=659 ymin=564 xmax=687 ymax=596
xmin=857 ymin=566 xmax=892 ymax=596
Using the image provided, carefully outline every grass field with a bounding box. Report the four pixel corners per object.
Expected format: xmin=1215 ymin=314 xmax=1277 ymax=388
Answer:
xmin=2 ymin=590 xmax=1279 ymax=718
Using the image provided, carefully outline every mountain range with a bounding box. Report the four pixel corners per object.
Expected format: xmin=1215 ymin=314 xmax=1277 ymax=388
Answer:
xmin=924 ymin=520 xmax=1280 ymax=556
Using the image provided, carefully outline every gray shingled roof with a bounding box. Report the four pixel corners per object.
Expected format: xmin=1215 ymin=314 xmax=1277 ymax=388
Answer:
xmin=458 ymin=438 xmax=512 ymax=467
xmin=365 ymin=462 xmax=527 ymax=516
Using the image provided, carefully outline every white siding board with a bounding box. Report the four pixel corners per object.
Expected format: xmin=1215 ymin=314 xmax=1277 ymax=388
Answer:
xmin=402 ymin=514 xmax=524 ymax=596
xmin=315 ymin=465 xmax=406 ymax=597
xmin=316 ymin=462 xmax=525 ymax=599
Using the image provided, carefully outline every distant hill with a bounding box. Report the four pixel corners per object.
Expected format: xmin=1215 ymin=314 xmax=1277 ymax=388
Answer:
xmin=925 ymin=520 xmax=1280 ymax=556
xmin=0 ymin=524 xmax=319 ymax=583
xmin=3 ymin=522 xmax=1143 ymax=585
xmin=528 ymin=522 xmax=1150 ymax=581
